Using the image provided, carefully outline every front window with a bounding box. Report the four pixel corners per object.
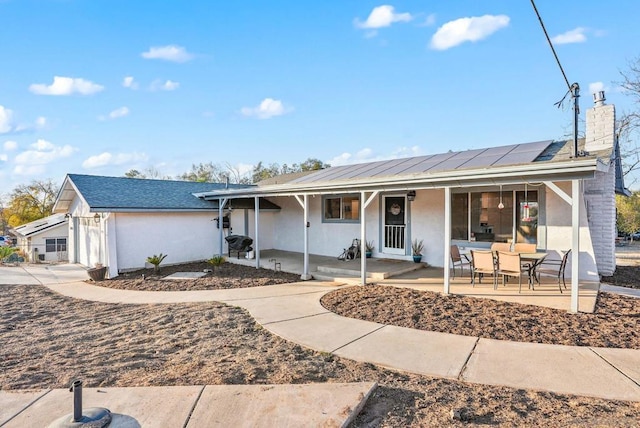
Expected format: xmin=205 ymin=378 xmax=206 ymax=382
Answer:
xmin=323 ymin=195 xmax=360 ymax=222
xmin=452 ymin=190 xmax=537 ymax=244
xmin=46 ymin=238 xmax=67 ymax=252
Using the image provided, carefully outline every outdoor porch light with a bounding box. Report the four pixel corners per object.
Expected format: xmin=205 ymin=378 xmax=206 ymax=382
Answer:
xmin=93 ymin=213 xmax=100 ymax=223
xmin=407 ymin=190 xmax=416 ymax=202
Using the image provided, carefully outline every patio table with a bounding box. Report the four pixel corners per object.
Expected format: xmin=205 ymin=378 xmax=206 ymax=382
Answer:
xmin=519 ymin=252 xmax=548 ymax=288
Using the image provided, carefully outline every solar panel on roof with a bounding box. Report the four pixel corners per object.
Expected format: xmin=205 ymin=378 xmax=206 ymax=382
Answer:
xmin=289 ymin=140 xmax=553 ymax=185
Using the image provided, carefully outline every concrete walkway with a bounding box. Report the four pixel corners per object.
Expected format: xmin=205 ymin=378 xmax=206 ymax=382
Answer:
xmin=2 ymin=263 xmax=640 ymax=422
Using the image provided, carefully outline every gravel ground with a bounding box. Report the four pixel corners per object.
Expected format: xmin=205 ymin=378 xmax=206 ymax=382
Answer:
xmin=2 ymin=262 xmax=639 ymax=426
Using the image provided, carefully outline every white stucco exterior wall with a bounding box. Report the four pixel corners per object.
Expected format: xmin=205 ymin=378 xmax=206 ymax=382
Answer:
xmin=543 ymin=181 xmax=599 ymax=281
xmin=114 ymin=212 xmax=221 ymax=271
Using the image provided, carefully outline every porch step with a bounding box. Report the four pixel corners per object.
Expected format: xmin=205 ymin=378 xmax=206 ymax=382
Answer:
xmin=316 ymin=259 xmax=425 ymax=280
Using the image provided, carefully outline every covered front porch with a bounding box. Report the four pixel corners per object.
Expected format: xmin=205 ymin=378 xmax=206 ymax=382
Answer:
xmin=225 ymin=249 xmax=600 ymax=313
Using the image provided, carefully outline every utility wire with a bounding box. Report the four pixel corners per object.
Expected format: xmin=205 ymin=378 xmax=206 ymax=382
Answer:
xmin=529 ymin=0 xmax=571 ymax=91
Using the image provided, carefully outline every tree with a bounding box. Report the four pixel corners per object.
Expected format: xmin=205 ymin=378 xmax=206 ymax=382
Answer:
xmin=616 ymin=191 xmax=640 ymax=240
xmin=617 ymin=57 xmax=640 ymax=187
xmin=123 ymin=167 xmax=171 ymax=180
xmin=4 ymin=179 xmax=59 ymax=227
xmin=179 ymin=162 xmax=251 ymax=184
xmin=251 ymin=157 xmax=329 ymax=183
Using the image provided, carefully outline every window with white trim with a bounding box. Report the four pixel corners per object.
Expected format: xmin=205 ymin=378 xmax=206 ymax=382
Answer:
xmin=323 ymin=195 xmax=360 ymax=222
xmin=46 ymin=238 xmax=67 ymax=253
xmin=452 ymin=190 xmax=538 ymax=244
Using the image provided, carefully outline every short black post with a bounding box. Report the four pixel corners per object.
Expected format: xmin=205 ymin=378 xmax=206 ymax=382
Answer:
xmin=71 ymin=379 xmax=83 ymax=422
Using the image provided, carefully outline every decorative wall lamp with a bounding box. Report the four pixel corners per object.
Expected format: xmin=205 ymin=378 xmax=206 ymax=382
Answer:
xmin=94 ymin=213 xmax=101 ymax=224
xmin=407 ymin=190 xmax=416 ymax=202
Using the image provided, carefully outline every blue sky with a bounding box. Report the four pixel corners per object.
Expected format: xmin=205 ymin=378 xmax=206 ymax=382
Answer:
xmin=1 ymin=0 xmax=639 ymax=197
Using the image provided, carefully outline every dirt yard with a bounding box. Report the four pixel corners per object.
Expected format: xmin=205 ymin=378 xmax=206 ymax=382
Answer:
xmin=99 ymin=261 xmax=301 ymax=291
xmin=1 ymin=263 xmax=639 ymax=426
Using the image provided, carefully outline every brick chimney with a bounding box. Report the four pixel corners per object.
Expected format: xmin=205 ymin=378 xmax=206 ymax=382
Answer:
xmin=585 ymin=90 xmax=616 ymax=152
xmin=583 ymin=90 xmax=617 ymax=276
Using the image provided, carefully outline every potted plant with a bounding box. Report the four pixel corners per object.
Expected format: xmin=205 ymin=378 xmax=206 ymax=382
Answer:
xmin=365 ymin=240 xmax=375 ymax=258
xmin=87 ymin=263 xmax=107 ymax=281
xmin=411 ymin=239 xmax=424 ymax=263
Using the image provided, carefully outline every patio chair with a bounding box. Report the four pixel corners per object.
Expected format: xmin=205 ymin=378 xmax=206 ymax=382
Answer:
xmin=491 ymin=242 xmax=512 ymax=252
xmin=537 ymin=249 xmax=571 ymax=293
xmin=450 ymin=245 xmax=471 ymax=278
xmin=470 ymin=250 xmax=497 ymax=289
xmin=513 ymin=243 xmax=537 ymax=253
xmin=513 ymin=243 xmax=538 ymax=272
xmin=496 ymin=251 xmax=529 ymax=293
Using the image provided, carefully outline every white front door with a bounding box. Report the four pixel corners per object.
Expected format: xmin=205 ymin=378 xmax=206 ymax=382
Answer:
xmin=383 ymin=195 xmax=407 ymax=255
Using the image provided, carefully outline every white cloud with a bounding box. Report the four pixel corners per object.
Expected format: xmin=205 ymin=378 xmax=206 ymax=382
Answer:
xmin=141 ymin=45 xmax=194 ymax=63
xmin=35 ymin=116 xmax=47 ymax=128
xmin=99 ymin=106 xmax=130 ymax=121
xmin=0 ymin=154 xmax=7 ymax=162
xmin=551 ymin=27 xmax=587 ymax=45
xmin=430 ymin=14 xmax=510 ymax=50
xmin=589 ymin=82 xmax=605 ymax=95
xmin=29 ymin=76 xmax=104 ymax=95
xmin=327 ymin=146 xmax=422 ymax=166
xmin=122 ymin=76 xmax=139 ymax=90
xmin=4 ymin=140 xmax=18 ymax=151
xmin=421 ymin=14 xmax=436 ymax=27
xmin=32 ymin=139 xmax=55 ymax=151
xmin=354 ymin=5 xmax=413 ymax=30
xmin=13 ymin=139 xmax=76 ymax=172
xmin=0 ymin=105 xmax=16 ymax=134
xmin=150 ymin=79 xmax=180 ymax=91
xmin=240 ymin=98 xmax=292 ymax=119
xmin=82 ymin=151 xmax=148 ymax=169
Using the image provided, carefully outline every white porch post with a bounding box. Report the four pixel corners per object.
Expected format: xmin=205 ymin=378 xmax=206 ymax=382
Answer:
xmin=358 ymin=191 xmax=379 ymax=286
xmin=218 ymin=198 xmax=227 ymax=256
xmin=570 ymin=179 xmax=580 ymax=313
xmin=444 ymin=187 xmax=452 ymax=294
xmin=360 ymin=191 xmax=367 ymax=285
xmin=302 ymin=194 xmax=311 ymax=280
xmin=254 ymin=196 xmax=260 ymax=269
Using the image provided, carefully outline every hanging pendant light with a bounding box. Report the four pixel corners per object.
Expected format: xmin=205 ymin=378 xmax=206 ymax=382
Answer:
xmin=498 ymin=184 xmax=504 ymax=210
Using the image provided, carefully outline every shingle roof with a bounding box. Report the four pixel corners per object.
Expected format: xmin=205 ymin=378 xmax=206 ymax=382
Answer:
xmin=62 ymin=174 xmax=252 ymax=211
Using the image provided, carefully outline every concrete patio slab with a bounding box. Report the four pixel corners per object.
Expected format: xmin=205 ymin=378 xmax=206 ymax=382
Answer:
xmin=3 ymin=386 xmax=203 ymax=428
xmin=0 ymin=266 xmax=41 ymax=285
xmin=462 ymin=339 xmax=640 ymax=401
xmin=334 ymin=325 xmax=478 ymax=378
xmin=0 ymin=389 xmax=49 ymax=426
xmin=264 ymin=312 xmax=385 ymax=353
xmin=163 ymin=271 xmax=206 ymax=280
xmin=23 ymin=264 xmax=89 ymax=285
xmin=186 ymin=382 xmax=376 ymax=428
xmin=600 ymin=283 xmax=640 ymax=298
xmin=591 ymin=347 xmax=640 ymax=385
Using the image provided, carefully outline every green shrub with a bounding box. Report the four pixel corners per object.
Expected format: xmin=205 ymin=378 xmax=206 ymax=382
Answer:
xmin=146 ymin=253 xmax=168 ymax=273
xmin=207 ymin=255 xmax=226 ymax=271
xmin=0 ymin=246 xmax=17 ymax=260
